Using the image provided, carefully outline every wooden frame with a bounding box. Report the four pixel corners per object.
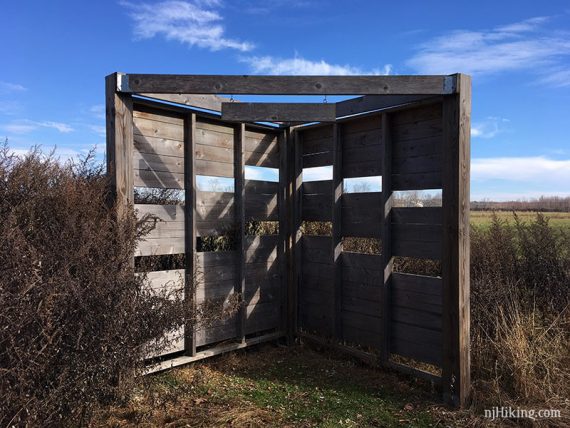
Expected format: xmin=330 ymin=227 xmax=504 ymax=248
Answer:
xmin=106 ymin=72 xmax=471 ymax=408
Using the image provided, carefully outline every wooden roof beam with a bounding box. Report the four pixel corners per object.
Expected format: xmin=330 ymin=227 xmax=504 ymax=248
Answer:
xmin=117 ymin=73 xmax=457 ymax=95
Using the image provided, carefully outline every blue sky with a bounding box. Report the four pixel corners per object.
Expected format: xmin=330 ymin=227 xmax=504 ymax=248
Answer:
xmin=1 ymin=0 xmax=569 ymax=201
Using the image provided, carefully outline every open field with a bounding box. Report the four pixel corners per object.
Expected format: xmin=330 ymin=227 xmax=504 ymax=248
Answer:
xmin=93 ymin=344 xmax=463 ymax=428
xmin=471 ymin=210 xmax=570 ymax=231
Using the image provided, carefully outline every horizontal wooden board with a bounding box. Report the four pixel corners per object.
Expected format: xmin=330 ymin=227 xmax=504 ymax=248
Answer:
xmin=222 ymin=102 xmax=336 ymax=122
xmin=336 ymin=95 xmax=435 ymax=117
xmin=302 ymin=180 xmax=332 ymax=195
xmin=196 ymin=318 xmax=237 ymax=347
xmin=195 ymin=280 xmax=235 ymax=302
xmin=245 ymin=179 xmax=279 ymax=194
xmin=195 ymin=159 xmax=234 ymax=178
xmin=302 ymin=151 xmax=333 ymax=168
xmin=245 ymin=261 xmax=279 ymax=284
xmin=195 ymin=143 xmax=233 ymax=164
xmin=342 ymin=193 xmax=381 ymax=238
xmin=133 ymin=151 xmax=184 ymax=175
xmin=124 ymin=74 xmax=455 ymax=95
xmin=136 ymin=237 xmax=185 ymax=256
xmin=245 ymin=235 xmax=278 ymax=264
xmin=392 ymin=207 xmax=442 ymax=225
xmin=302 ymin=193 xmax=332 ymax=221
xmin=245 ymin=302 xmax=281 ymax=334
xmin=392 ymin=272 xmax=442 ymax=296
xmin=134 ymin=169 xmax=184 ymax=189
xmin=392 ymin=224 xmax=442 ymax=259
xmin=392 ymin=306 xmax=441 ymax=331
xmin=196 ymin=251 xmax=237 ymax=268
xmin=391 ymin=322 xmax=442 ymax=365
xmin=196 ymin=221 xmax=235 ymax=237
xmin=245 ymin=194 xmax=278 ymax=221
xmin=133 ymin=116 xmax=184 ymax=142
xmin=302 ymin=236 xmax=332 ymax=264
xmin=134 ymin=134 xmax=184 ymax=158
xmin=392 ymin=154 xmax=441 ymax=175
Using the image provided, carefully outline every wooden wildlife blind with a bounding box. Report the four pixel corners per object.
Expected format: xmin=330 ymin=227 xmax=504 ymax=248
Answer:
xmin=106 ymin=73 xmax=471 ymax=407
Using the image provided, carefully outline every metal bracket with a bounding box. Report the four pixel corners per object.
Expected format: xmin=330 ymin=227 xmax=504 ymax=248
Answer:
xmin=443 ymin=75 xmax=457 ymax=94
xmin=116 ymin=73 xmax=132 ymax=93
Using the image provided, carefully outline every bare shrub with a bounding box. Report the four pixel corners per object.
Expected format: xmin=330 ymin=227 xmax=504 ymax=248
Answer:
xmin=470 ymin=212 xmax=570 ymax=414
xmin=0 ymin=146 xmax=236 ymax=426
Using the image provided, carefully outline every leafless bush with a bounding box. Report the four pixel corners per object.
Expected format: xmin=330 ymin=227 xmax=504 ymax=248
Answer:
xmin=0 ymin=145 xmax=237 ymax=426
xmin=470 ymin=213 xmax=570 ymax=414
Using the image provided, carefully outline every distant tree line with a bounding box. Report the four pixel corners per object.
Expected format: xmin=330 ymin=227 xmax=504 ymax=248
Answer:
xmin=471 ymin=196 xmax=570 ymax=212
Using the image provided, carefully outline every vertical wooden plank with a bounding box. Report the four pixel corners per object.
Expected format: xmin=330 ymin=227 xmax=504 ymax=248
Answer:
xmin=184 ymin=113 xmax=197 ymax=356
xmin=332 ymin=124 xmax=343 ymax=340
xmin=278 ymin=130 xmax=288 ymax=335
xmin=380 ymin=113 xmax=393 ymax=363
xmin=235 ymin=123 xmax=246 ymax=343
xmin=287 ymin=128 xmax=302 ymax=344
xmin=442 ymin=73 xmax=471 ymax=408
xmin=105 ymin=73 xmax=134 ymax=218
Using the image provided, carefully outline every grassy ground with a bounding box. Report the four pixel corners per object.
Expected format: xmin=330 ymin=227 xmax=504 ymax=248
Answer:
xmin=94 ymin=344 xmax=467 ymax=427
xmin=470 ymin=210 xmax=570 ymax=231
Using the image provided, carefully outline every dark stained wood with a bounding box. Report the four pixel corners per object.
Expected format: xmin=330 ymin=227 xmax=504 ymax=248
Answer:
xmin=336 ymin=94 xmax=440 ymax=117
xmin=380 ymin=112 xmax=393 ymax=363
xmin=184 ymin=113 xmax=197 ymax=356
xmin=123 ymin=74 xmax=457 ymax=95
xmin=342 ymin=193 xmax=382 ymax=238
xmin=302 ymin=180 xmax=332 ymax=195
xmin=442 ymin=74 xmax=471 ymax=407
xmin=137 ymin=93 xmax=232 ymax=112
xmin=222 ymin=102 xmax=336 ymax=122
xmin=392 ymin=207 xmax=442 ymax=225
xmin=278 ymin=130 xmax=288 ymax=335
xmin=106 ymin=73 xmax=134 ymax=218
xmin=332 ymin=123 xmax=343 ymax=340
xmin=302 ymin=193 xmax=332 ymax=221
xmin=235 ymin=123 xmax=246 ymax=343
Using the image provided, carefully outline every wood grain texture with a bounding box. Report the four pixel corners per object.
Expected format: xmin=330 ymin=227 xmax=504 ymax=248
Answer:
xmin=222 ymin=102 xmax=336 ymax=122
xmin=332 ymin=123 xmax=343 ymax=339
xmin=380 ymin=112 xmax=393 ymax=363
xmin=336 ymin=95 xmax=439 ymax=117
xmin=442 ymin=74 xmax=471 ymax=407
xmin=235 ymin=123 xmax=246 ymax=342
xmin=124 ymin=74 xmax=456 ymax=95
xmin=136 ymin=93 xmax=232 ymax=112
xmin=184 ymin=113 xmax=197 ymax=356
xmin=106 ymin=73 xmax=134 ymax=218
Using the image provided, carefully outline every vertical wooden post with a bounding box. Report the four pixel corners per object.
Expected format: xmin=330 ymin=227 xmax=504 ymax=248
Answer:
xmin=380 ymin=113 xmax=393 ymax=364
xmin=442 ymin=73 xmax=471 ymax=407
xmin=235 ymin=123 xmax=246 ymax=343
xmin=332 ymin=123 xmax=343 ymax=341
xmin=278 ymin=129 xmax=288 ymax=336
xmin=105 ymin=73 xmax=134 ymax=217
xmin=287 ymin=128 xmax=302 ymax=344
xmin=184 ymin=113 xmax=197 ymax=356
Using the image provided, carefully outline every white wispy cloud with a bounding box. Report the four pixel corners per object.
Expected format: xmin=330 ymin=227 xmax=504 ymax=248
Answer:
xmin=2 ymin=120 xmax=74 ymax=134
xmin=471 ymin=116 xmax=510 ymax=139
xmin=243 ymin=54 xmax=392 ymax=75
xmin=0 ymin=81 xmax=27 ymax=93
xmin=89 ymin=104 xmax=105 ymax=120
xmin=89 ymin=125 xmax=106 ymax=136
xmin=121 ymin=0 xmax=253 ymax=51
xmin=472 ymin=156 xmax=570 ymax=183
xmin=407 ymin=16 xmax=570 ymax=84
